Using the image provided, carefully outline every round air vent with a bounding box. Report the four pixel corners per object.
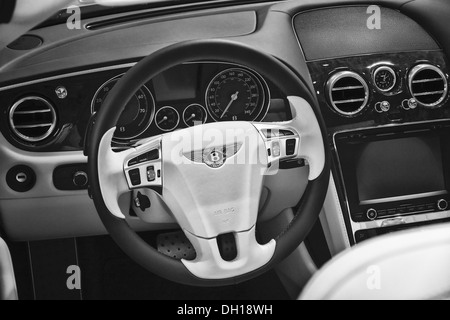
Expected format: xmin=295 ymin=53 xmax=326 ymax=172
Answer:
xmin=9 ymin=96 xmax=57 ymax=143
xmin=326 ymin=71 xmax=369 ymax=116
xmin=408 ymin=64 xmax=448 ymax=108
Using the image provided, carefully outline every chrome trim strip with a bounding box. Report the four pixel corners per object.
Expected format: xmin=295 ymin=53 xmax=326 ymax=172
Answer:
xmin=360 ymin=191 xmax=448 ymax=205
xmin=90 ymin=73 xmax=156 ymax=141
xmin=332 ymin=86 xmax=364 ymax=91
xmin=413 ymin=78 xmax=443 ymax=84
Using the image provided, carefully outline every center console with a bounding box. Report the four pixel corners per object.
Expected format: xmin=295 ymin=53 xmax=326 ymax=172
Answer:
xmin=304 ymin=48 xmax=450 ymax=245
xmin=334 ymin=121 xmax=450 ymax=243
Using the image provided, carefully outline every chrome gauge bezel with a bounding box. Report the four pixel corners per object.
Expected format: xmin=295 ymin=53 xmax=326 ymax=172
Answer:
xmin=205 ymin=67 xmax=271 ymax=122
xmin=155 ymin=106 xmax=180 ymax=132
xmin=373 ymin=66 xmax=397 ymax=92
xmin=182 ymin=103 xmax=208 ymax=127
xmin=91 ymin=74 xmax=155 ymax=142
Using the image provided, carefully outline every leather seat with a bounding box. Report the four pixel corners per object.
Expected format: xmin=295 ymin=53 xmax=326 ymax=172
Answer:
xmin=300 ymin=223 xmax=450 ymax=300
xmin=0 ymin=237 xmax=17 ymax=300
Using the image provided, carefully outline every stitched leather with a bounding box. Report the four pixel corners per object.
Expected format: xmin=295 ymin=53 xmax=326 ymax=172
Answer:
xmin=0 ymin=238 xmax=17 ymax=300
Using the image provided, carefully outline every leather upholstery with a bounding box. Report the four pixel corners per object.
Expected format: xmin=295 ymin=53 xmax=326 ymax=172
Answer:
xmin=300 ymin=223 xmax=450 ymax=300
xmin=0 ymin=237 xmax=17 ymax=300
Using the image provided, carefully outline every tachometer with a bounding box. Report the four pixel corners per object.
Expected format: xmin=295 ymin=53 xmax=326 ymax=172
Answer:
xmin=205 ymin=68 xmax=270 ymax=122
xmin=91 ymin=75 xmax=155 ymax=142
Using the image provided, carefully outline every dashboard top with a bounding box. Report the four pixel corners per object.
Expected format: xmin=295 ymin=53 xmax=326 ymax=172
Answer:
xmin=0 ymin=0 xmax=449 ymax=153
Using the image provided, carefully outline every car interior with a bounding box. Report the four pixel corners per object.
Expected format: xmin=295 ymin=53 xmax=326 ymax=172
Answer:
xmin=1 ymin=0 xmax=450 ymax=301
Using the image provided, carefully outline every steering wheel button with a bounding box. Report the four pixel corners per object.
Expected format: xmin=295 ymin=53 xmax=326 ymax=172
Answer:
xmin=138 ymin=154 xmax=148 ymax=163
xmin=286 ymin=139 xmax=297 ymax=156
xmin=280 ymin=130 xmax=295 ymax=136
xmin=147 ymin=166 xmax=156 ymax=182
xmin=129 ymin=169 xmax=141 ymax=186
xmin=128 ymin=157 xmax=139 ymax=166
xmin=147 ymin=149 xmax=160 ymax=161
xmin=272 ymin=141 xmax=281 ymax=157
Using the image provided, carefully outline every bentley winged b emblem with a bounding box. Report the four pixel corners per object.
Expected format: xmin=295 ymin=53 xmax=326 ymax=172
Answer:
xmin=183 ymin=143 xmax=243 ymax=168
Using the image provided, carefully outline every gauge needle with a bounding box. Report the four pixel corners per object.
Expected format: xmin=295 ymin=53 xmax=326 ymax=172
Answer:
xmin=157 ymin=116 xmax=168 ymax=125
xmin=220 ymin=91 xmax=239 ymax=119
xmin=185 ymin=113 xmax=197 ymax=123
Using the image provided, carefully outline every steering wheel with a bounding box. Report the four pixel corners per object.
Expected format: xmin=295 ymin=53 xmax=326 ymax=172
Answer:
xmin=87 ymin=39 xmax=330 ymax=287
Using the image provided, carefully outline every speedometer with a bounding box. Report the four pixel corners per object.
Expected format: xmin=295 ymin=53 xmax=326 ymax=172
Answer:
xmin=91 ymin=75 xmax=155 ymax=142
xmin=205 ymin=68 xmax=270 ymax=122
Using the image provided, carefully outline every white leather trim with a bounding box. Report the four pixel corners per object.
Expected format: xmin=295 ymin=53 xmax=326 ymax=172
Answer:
xmin=182 ymin=226 xmax=276 ymax=280
xmin=319 ymin=175 xmax=351 ymax=255
xmin=287 ymin=96 xmax=325 ymax=180
xmin=161 ymin=121 xmax=268 ymax=239
xmin=252 ymin=96 xmax=325 ymax=180
xmin=98 ymin=127 xmax=135 ymax=219
xmin=0 ymin=238 xmax=17 ymax=300
xmin=300 ymin=223 xmax=450 ymax=300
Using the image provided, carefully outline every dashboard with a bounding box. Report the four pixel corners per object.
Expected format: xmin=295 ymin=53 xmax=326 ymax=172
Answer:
xmin=1 ymin=0 xmax=450 ymax=255
xmin=0 ymin=62 xmax=288 ymax=152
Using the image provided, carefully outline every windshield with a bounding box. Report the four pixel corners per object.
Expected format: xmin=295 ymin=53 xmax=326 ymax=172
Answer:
xmin=38 ymin=0 xmax=280 ymax=28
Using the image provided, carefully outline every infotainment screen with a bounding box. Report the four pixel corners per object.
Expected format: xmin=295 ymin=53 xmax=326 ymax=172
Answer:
xmin=335 ymin=123 xmax=450 ymax=222
xmin=355 ymin=135 xmax=446 ymax=204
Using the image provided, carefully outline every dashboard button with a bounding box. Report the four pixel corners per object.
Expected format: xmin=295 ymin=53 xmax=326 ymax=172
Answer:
xmin=73 ymin=171 xmax=88 ymax=187
xmin=366 ymin=208 xmax=377 ymax=220
xmin=397 ymin=207 xmax=408 ymax=214
xmin=437 ymin=199 xmax=448 ymax=211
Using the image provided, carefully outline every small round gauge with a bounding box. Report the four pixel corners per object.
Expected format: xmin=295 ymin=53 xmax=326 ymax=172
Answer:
xmin=183 ymin=104 xmax=207 ymax=127
xmin=92 ymin=75 xmax=155 ymax=141
xmin=206 ymin=68 xmax=270 ymax=122
xmin=155 ymin=106 xmax=180 ymax=132
xmin=374 ymin=66 xmax=397 ymax=92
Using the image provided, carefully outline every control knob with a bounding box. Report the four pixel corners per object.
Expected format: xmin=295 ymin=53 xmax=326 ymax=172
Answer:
xmin=366 ymin=208 xmax=378 ymax=220
xmin=437 ymin=199 xmax=448 ymax=211
xmin=73 ymin=171 xmax=88 ymax=187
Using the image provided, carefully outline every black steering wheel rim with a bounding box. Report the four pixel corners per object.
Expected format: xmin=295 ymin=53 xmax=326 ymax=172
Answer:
xmin=87 ymin=39 xmax=330 ymax=287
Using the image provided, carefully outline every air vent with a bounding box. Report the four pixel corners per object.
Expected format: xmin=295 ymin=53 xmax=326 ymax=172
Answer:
xmin=327 ymin=71 xmax=369 ymax=116
xmin=408 ymin=64 xmax=448 ymax=108
xmin=9 ymin=96 xmax=57 ymax=143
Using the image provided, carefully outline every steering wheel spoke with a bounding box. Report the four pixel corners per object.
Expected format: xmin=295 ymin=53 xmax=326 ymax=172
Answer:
xmin=123 ymin=136 xmax=163 ymax=190
xmin=183 ymin=226 xmax=275 ymax=279
xmin=97 ymin=128 xmax=137 ymax=219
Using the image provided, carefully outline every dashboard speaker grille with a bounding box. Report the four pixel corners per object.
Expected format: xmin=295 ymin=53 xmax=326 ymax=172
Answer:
xmin=408 ymin=64 xmax=448 ymax=108
xmin=327 ymin=71 xmax=369 ymax=116
xmin=9 ymin=96 xmax=57 ymax=143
